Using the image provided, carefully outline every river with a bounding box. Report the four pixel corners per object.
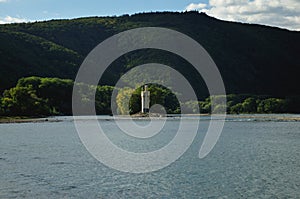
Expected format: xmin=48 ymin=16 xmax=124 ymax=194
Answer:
xmin=0 ymin=115 xmax=299 ymax=198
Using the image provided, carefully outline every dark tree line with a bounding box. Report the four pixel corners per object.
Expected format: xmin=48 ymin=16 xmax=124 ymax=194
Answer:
xmin=0 ymin=77 xmax=299 ymax=117
xmin=0 ymin=77 xmax=113 ymax=116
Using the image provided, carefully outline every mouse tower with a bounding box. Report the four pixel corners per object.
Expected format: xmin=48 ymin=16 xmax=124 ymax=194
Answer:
xmin=141 ymin=85 xmax=150 ymax=113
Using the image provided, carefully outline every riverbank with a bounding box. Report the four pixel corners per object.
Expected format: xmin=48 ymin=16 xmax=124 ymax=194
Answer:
xmin=1 ymin=114 xmax=300 ymax=124
xmin=225 ymin=114 xmax=300 ymax=122
xmin=0 ymin=117 xmax=62 ymax=124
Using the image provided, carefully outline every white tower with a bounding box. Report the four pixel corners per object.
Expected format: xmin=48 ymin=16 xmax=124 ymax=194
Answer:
xmin=141 ymin=85 xmax=150 ymax=113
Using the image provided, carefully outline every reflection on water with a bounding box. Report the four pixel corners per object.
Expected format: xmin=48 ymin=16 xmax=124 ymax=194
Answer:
xmin=0 ymin=115 xmax=299 ymax=198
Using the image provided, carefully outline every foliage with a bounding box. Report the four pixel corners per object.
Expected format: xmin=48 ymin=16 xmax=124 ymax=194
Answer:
xmin=116 ymin=87 xmax=135 ymax=115
xmin=181 ymin=101 xmax=199 ymax=114
xmin=1 ymin=86 xmax=50 ymax=116
xmin=182 ymin=95 xmax=295 ymax=114
xmin=95 ymin=86 xmax=114 ymax=115
xmin=116 ymin=84 xmax=179 ymax=115
xmin=257 ymin=98 xmax=288 ymax=113
xmin=147 ymin=85 xmax=179 ymax=114
xmin=1 ymin=12 xmax=300 ymax=99
xmin=0 ymin=77 xmax=114 ymax=116
xmin=0 ymin=77 xmax=299 ymax=116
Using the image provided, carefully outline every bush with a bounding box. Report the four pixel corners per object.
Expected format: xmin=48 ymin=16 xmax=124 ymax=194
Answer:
xmin=230 ymin=103 xmax=243 ymax=114
xmin=182 ymin=100 xmax=199 ymax=114
xmin=257 ymin=98 xmax=288 ymax=113
xmin=1 ymin=86 xmax=51 ymax=116
xmin=242 ymin=97 xmax=257 ymax=113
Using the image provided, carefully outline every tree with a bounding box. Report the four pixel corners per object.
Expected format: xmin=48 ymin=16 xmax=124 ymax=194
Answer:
xmin=148 ymin=85 xmax=179 ymax=114
xmin=241 ymin=97 xmax=257 ymax=113
xmin=116 ymin=87 xmax=135 ymax=115
xmin=230 ymin=103 xmax=243 ymax=114
xmin=116 ymin=85 xmax=179 ymax=115
xmin=17 ymin=76 xmax=42 ymax=90
xmin=128 ymin=87 xmax=142 ymax=114
xmin=95 ymin=85 xmax=114 ymax=114
xmin=1 ymin=86 xmax=50 ymax=116
xmin=0 ymin=97 xmax=5 ymax=115
xmin=199 ymin=101 xmax=210 ymax=114
xmin=182 ymin=100 xmax=199 ymax=114
xmin=257 ymin=98 xmax=287 ymax=113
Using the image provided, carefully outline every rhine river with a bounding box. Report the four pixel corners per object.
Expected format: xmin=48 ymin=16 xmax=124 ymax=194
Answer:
xmin=0 ymin=115 xmax=299 ymax=198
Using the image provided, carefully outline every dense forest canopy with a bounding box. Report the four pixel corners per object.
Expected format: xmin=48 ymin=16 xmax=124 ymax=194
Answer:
xmin=0 ymin=12 xmax=300 ymax=116
xmin=0 ymin=12 xmax=300 ymax=96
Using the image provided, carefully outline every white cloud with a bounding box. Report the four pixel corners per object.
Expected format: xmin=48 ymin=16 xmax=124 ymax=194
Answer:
xmin=186 ymin=3 xmax=207 ymax=11
xmin=185 ymin=0 xmax=300 ymax=31
xmin=0 ymin=16 xmax=28 ymax=24
xmin=0 ymin=0 xmax=8 ymax=2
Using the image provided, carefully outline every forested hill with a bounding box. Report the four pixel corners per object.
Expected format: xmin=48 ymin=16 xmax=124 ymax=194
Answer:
xmin=1 ymin=11 xmax=300 ymax=98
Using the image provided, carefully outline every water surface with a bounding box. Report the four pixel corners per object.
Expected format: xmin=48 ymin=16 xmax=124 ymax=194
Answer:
xmin=0 ymin=115 xmax=299 ymax=198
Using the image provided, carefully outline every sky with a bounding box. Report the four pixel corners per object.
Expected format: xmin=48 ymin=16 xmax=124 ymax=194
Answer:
xmin=0 ymin=0 xmax=300 ymax=31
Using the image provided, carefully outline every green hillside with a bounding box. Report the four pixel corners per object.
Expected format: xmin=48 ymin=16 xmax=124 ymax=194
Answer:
xmin=1 ymin=11 xmax=300 ymax=97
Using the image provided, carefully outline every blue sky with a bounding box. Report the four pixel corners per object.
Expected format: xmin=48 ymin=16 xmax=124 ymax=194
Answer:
xmin=0 ymin=0 xmax=207 ymax=21
xmin=0 ymin=0 xmax=300 ymax=31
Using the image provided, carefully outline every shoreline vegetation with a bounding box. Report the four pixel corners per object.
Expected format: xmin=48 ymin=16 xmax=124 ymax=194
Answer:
xmin=1 ymin=114 xmax=300 ymax=124
xmin=1 ymin=77 xmax=300 ymax=118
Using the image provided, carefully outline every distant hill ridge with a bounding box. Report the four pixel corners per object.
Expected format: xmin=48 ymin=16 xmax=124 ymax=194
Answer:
xmin=0 ymin=11 xmax=300 ymax=97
